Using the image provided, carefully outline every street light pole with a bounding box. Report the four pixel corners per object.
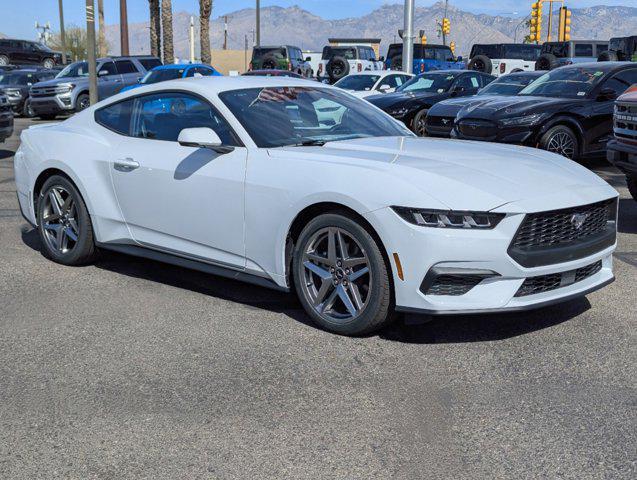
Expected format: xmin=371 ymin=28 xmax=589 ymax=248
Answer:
xmin=403 ymin=0 xmax=414 ymax=74
xmin=57 ymin=0 xmax=67 ymax=64
xmin=256 ymin=0 xmax=260 ymax=47
xmin=120 ymin=0 xmax=129 ymax=56
xmin=85 ymin=0 xmax=98 ymax=105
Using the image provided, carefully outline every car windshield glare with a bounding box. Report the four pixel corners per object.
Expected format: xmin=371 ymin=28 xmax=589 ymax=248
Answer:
xmin=334 ymin=75 xmax=380 ymax=91
xmin=57 ymin=62 xmax=90 ymax=78
xmin=398 ymin=73 xmax=454 ymax=93
xmin=479 ymin=76 xmax=538 ymax=96
xmin=219 ymin=86 xmax=412 ymax=148
xmin=519 ymin=67 xmax=607 ymax=98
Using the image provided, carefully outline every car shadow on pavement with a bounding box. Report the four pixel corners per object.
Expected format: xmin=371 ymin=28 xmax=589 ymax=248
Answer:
xmin=0 ymin=149 xmax=14 ymax=160
xmin=20 ymin=226 xmax=593 ymax=342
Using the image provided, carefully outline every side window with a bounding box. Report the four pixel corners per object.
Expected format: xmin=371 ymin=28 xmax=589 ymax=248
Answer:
xmin=480 ymin=74 xmax=494 ymax=87
xmin=377 ymin=75 xmax=398 ymax=89
xmin=95 ymin=99 xmax=134 ymax=135
xmin=115 ymin=60 xmax=139 ymax=74
xmin=98 ymin=61 xmax=117 ymax=75
xmin=194 ymin=67 xmax=215 ymax=76
xmin=602 ymin=69 xmax=637 ymax=97
xmin=595 ymin=44 xmax=608 ymax=56
xmin=454 ymin=75 xmax=479 ymax=90
xmin=131 ymin=92 xmax=239 ymax=145
xmin=574 ymin=44 xmax=593 ymax=57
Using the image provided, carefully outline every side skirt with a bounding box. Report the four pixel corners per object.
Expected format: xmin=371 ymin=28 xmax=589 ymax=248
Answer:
xmin=96 ymin=242 xmax=290 ymax=293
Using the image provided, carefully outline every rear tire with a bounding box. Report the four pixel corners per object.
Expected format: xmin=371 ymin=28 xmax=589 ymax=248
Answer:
xmin=597 ymin=50 xmax=618 ymax=62
xmin=412 ymin=109 xmax=429 ymax=137
xmin=42 ymin=58 xmax=55 ymax=69
xmin=293 ymin=213 xmax=393 ymax=336
xmin=36 ymin=175 xmax=98 ymax=266
xmin=76 ymin=93 xmax=90 ymax=112
xmin=536 ymin=53 xmax=559 ymax=71
xmin=627 ymin=175 xmax=637 ymax=202
xmin=539 ymin=125 xmax=579 ymax=159
xmin=22 ymin=99 xmax=35 ymax=118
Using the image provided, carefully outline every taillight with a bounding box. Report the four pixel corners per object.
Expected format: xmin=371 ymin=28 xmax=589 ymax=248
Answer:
xmin=500 ymin=62 xmax=506 ymax=74
xmin=357 ymin=63 xmax=362 ymax=72
xmin=625 ymin=84 xmax=637 ymax=94
xmin=420 ymin=63 xmax=425 ymax=73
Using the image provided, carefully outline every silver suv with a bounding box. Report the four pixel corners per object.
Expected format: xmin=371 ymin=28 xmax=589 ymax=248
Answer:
xmin=29 ymin=56 xmax=162 ymax=120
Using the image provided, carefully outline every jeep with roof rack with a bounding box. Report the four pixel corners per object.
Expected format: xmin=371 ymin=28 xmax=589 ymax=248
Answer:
xmin=468 ymin=43 xmax=542 ymax=76
xmin=535 ymin=40 xmax=609 ymax=70
xmin=317 ymin=45 xmax=383 ymax=84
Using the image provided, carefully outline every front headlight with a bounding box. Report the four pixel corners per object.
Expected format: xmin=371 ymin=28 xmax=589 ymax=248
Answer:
xmin=392 ymin=206 xmax=505 ymax=229
xmin=57 ymin=83 xmax=75 ymax=93
xmin=499 ymin=113 xmax=547 ymax=127
xmin=4 ymin=88 xmax=22 ymax=98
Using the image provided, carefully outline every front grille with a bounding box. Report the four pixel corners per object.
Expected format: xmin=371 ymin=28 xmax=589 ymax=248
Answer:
xmin=456 ymin=118 xmax=498 ymax=139
xmin=425 ymin=115 xmax=454 ymax=136
xmin=426 ymin=274 xmax=486 ymax=296
xmin=614 ymin=102 xmax=637 ymax=142
xmin=515 ymin=261 xmax=602 ymax=297
xmin=30 ymin=86 xmax=69 ymax=97
xmin=512 ymin=199 xmax=614 ymax=249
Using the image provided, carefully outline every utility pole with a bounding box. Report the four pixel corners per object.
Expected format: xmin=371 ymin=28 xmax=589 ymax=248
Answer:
xmin=120 ymin=0 xmax=129 ymax=56
xmin=442 ymin=0 xmax=448 ymax=46
xmin=256 ymin=0 xmax=260 ymax=47
xmin=189 ymin=16 xmax=195 ymax=63
xmin=223 ymin=16 xmax=228 ymax=50
xmin=85 ymin=0 xmax=97 ymax=105
xmin=402 ymin=0 xmax=414 ymax=74
xmin=58 ymin=0 xmax=67 ymax=64
xmin=244 ymin=34 xmax=248 ymax=71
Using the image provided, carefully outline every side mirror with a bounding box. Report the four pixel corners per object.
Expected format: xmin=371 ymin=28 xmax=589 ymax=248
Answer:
xmin=178 ymin=127 xmax=234 ymax=154
xmin=597 ymin=87 xmax=617 ymax=101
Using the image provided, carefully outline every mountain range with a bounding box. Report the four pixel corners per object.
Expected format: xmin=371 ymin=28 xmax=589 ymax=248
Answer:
xmin=104 ymin=2 xmax=637 ymax=59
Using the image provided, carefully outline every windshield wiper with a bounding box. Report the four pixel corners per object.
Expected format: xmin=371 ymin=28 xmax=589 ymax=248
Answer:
xmin=290 ymin=139 xmax=327 ymax=147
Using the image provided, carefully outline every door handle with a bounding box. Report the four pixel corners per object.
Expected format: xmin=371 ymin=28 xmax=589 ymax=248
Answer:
xmin=114 ymin=158 xmax=140 ymax=172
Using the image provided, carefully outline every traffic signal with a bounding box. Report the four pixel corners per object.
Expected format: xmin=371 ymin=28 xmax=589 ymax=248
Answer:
xmin=530 ymin=2 xmax=543 ymax=43
xmin=442 ymin=18 xmax=451 ymax=35
xmin=558 ymin=6 xmax=572 ymax=42
xmin=421 ymin=34 xmax=427 ymax=45
xmin=450 ymin=41 xmax=456 ymax=54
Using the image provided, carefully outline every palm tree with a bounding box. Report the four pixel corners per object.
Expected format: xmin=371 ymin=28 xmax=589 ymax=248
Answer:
xmin=148 ymin=0 xmax=160 ymax=57
xmin=161 ymin=0 xmax=174 ymax=63
xmin=199 ymin=0 xmax=212 ymax=64
xmin=97 ymin=0 xmax=107 ymax=57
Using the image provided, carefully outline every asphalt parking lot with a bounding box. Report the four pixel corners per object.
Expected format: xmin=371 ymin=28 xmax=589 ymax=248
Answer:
xmin=0 ymin=117 xmax=635 ymax=479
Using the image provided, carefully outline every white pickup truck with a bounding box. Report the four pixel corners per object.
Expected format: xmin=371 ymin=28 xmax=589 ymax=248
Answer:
xmin=468 ymin=43 xmax=542 ymax=77
xmin=317 ymin=45 xmax=384 ymax=84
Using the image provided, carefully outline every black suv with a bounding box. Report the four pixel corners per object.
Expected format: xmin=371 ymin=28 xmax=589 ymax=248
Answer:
xmin=598 ymin=36 xmax=637 ymax=62
xmin=0 ymin=39 xmax=63 ymax=69
xmin=0 ymin=68 xmax=57 ymax=116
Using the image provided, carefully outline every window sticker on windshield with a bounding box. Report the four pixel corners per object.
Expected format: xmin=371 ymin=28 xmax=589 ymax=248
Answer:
xmin=446 ymin=75 xmax=454 ymax=80
xmin=593 ymin=71 xmax=604 ymax=77
xmin=471 ymin=77 xmax=479 ymax=87
xmin=577 ymin=91 xmax=586 ymax=96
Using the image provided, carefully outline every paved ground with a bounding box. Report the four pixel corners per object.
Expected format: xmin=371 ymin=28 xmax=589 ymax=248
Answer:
xmin=0 ymin=118 xmax=635 ymax=479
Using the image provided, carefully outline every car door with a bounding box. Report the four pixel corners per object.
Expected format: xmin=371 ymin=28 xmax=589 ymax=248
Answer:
xmin=587 ymin=67 xmax=637 ymax=152
xmin=11 ymin=41 xmax=30 ymax=64
xmin=115 ymin=59 xmax=143 ymax=88
xmin=96 ymin=61 xmax=122 ymax=99
xmin=106 ymin=91 xmax=248 ymax=268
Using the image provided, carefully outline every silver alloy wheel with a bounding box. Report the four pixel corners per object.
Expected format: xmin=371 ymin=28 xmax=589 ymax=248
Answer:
xmin=43 ymin=58 xmax=55 ymax=69
xmin=546 ymin=131 xmax=575 ymax=158
xmin=42 ymin=186 xmax=79 ymax=254
xmin=415 ymin=114 xmax=427 ymax=136
xmin=78 ymin=96 xmax=90 ymax=110
xmin=301 ymin=227 xmax=371 ymax=321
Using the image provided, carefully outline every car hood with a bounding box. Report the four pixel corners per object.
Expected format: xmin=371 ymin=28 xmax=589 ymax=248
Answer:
xmin=428 ymin=95 xmax=501 ymax=117
xmin=32 ymin=77 xmax=83 ymax=88
xmin=367 ymin=91 xmax=444 ymax=110
xmin=273 ymin=136 xmax=615 ymax=212
xmin=456 ymin=95 xmax=586 ymax=120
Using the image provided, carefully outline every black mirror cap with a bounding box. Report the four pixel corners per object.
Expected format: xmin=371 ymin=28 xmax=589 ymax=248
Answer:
xmin=597 ymin=87 xmax=617 ymax=101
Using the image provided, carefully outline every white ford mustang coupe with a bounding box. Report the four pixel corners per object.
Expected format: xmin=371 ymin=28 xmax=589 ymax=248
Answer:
xmin=14 ymin=77 xmax=618 ymax=335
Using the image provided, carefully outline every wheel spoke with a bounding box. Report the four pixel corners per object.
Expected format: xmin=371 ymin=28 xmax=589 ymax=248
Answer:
xmin=348 ymin=283 xmax=364 ymax=310
xmin=349 ymin=266 xmax=369 ymax=281
xmin=319 ymin=288 xmax=339 ymax=313
xmin=43 ymin=213 xmax=60 ymax=223
xmin=306 ymin=252 xmax=331 ymax=266
xmin=55 ymin=225 xmax=66 ymax=251
xmin=313 ymin=279 xmax=332 ymax=307
xmin=65 ymin=227 xmax=78 ymax=242
xmin=327 ymin=228 xmax=337 ymax=265
xmin=49 ymin=190 xmax=63 ymax=216
xmin=336 ymin=230 xmax=348 ymax=261
xmin=337 ymin=284 xmax=357 ymax=317
xmin=303 ymin=260 xmax=331 ymax=280
xmin=68 ymin=218 xmax=79 ymax=234
xmin=343 ymin=256 xmax=367 ymax=268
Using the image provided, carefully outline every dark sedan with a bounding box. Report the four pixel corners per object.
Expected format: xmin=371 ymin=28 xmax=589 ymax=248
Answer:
xmin=0 ymin=68 xmax=57 ymax=116
xmin=453 ymin=62 xmax=637 ymax=159
xmin=425 ymin=71 xmax=544 ymax=137
xmin=367 ymin=70 xmax=495 ymax=135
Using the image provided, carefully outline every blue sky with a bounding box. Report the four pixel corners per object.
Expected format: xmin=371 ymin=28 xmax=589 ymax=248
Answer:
xmin=3 ymin=1 xmax=634 ymax=39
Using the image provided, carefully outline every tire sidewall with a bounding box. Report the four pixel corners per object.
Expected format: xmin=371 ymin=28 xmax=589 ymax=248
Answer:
xmin=76 ymin=94 xmax=90 ymax=111
xmin=292 ymin=213 xmax=391 ymax=335
xmin=37 ymin=175 xmax=95 ymax=265
xmin=43 ymin=58 xmax=55 ymax=69
xmin=413 ymin=109 xmax=428 ymax=136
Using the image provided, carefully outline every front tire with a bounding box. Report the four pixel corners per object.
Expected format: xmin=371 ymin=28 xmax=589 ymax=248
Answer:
xmin=412 ymin=109 xmax=428 ymax=137
xmin=540 ymin=125 xmax=579 ymax=159
xmin=76 ymin=93 xmax=90 ymax=112
xmin=42 ymin=58 xmax=55 ymax=69
xmin=627 ymin=175 xmax=637 ymax=202
xmin=37 ymin=175 xmax=98 ymax=266
xmin=293 ymin=213 xmax=393 ymax=336
xmin=22 ymin=99 xmax=35 ymax=118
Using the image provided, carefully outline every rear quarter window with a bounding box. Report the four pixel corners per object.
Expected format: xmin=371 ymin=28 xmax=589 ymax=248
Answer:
xmin=115 ymin=60 xmax=139 ymax=74
xmin=95 ymin=99 xmax=134 ymax=135
xmin=139 ymin=58 xmax=162 ymax=71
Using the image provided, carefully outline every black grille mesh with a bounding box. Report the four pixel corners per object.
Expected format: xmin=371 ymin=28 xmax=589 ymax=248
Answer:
xmin=426 ymin=274 xmax=486 ymax=296
xmin=515 ymin=261 xmax=602 ymax=297
xmin=512 ymin=200 xmax=614 ymax=250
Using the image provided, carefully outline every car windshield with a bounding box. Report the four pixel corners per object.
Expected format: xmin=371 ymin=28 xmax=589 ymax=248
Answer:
xmin=397 ymin=73 xmax=455 ymax=93
xmin=0 ymin=73 xmax=32 ymax=85
xmin=141 ymin=68 xmax=185 ymax=84
xmin=56 ymin=61 xmax=90 ymax=78
xmin=519 ymin=66 xmax=608 ymax=98
xmin=479 ymin=74 xmax=541 ymax=96
xmin=253 ymin=47 xmax=286 ymax=60
xmin=34 ymin=43 xmax=53 ymax=52
xmin=334 ymin=75 xmax=380 ymax=91
xmin=219 ymin=86 xmax=412 ymax=148
xmin=322 ymin=47 xmax=356 ymax=60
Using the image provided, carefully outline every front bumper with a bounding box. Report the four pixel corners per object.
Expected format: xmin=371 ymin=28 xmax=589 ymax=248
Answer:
xmin=30 ymin=94 xmax=74 ymax=114
xmin=365 ymin=204 xmax=616 ymax=315
xmin=607 ymin=138 xmax=637 ymax=176
xmin=453 ymin=120 xmax=537 ymax=145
